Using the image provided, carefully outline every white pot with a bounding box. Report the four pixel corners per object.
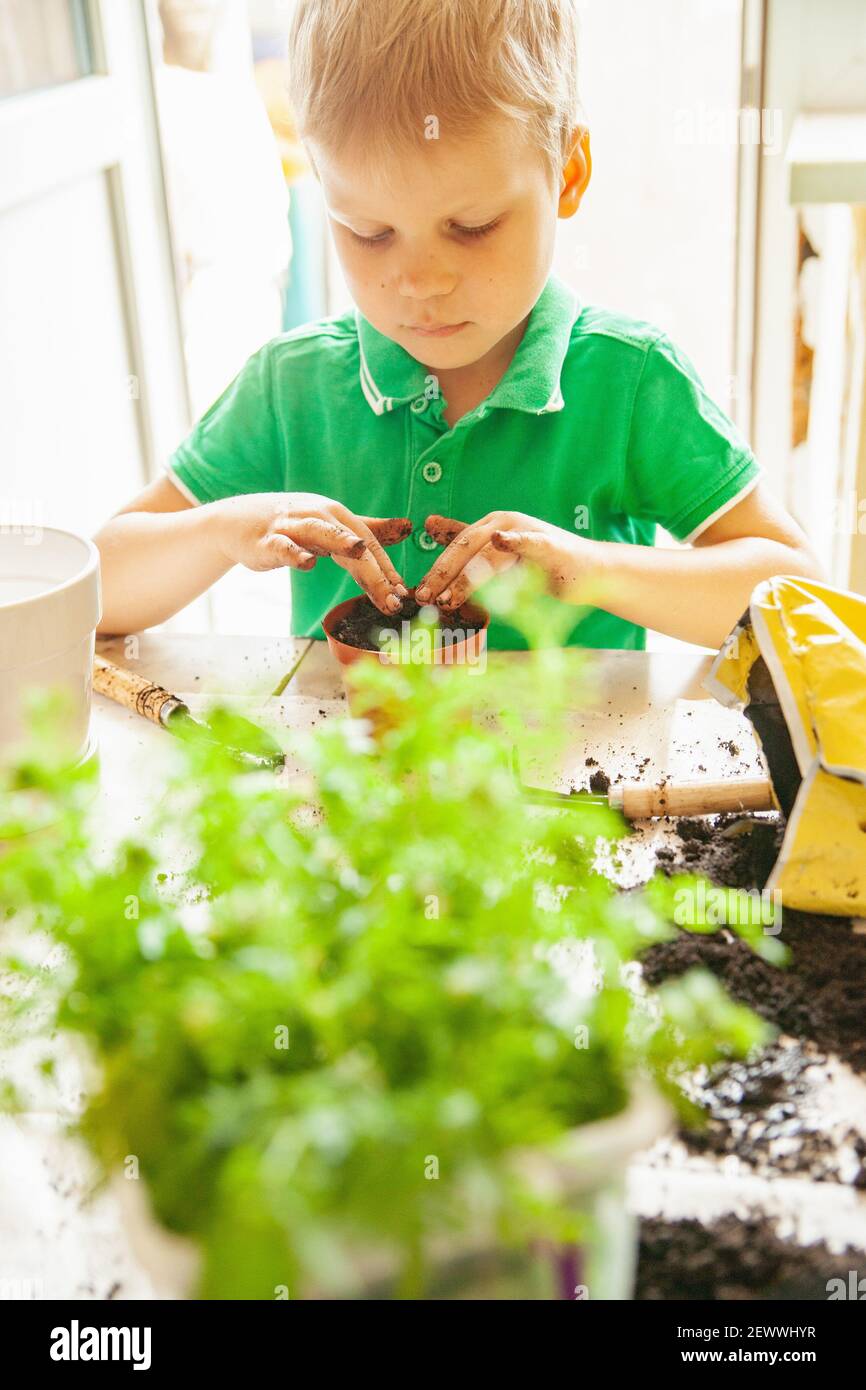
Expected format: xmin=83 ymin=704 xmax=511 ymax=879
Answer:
xmin=0 ymin=527 xmax=101 ymax=765
xmin=114 ymin=1084 xmax=671 ymax=1301
xmin=113 ymin=1176 xmax=201 ymax=1301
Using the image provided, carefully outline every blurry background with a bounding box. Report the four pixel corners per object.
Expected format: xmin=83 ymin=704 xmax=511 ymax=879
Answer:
xmin=1 ymin=0 xmax=865 ymax=643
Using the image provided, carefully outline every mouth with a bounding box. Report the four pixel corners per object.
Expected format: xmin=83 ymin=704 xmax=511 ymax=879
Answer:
xmin=404 ymin=321 xmax=470 ymax=338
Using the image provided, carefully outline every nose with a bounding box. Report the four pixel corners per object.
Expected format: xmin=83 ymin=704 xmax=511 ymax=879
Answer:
xmin=395 ymin=254 xmax=458 ymax=302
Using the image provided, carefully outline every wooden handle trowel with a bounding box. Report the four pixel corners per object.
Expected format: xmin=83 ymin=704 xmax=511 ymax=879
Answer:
xmin=511 ymin=746 xmax=777 ymax=819
xmin=519 ymin=775 xmax=776 ymax=818
xmin=92 ymin=655 xmax=285 ymax=770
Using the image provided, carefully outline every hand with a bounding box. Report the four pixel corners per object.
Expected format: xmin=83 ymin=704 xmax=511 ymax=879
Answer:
xmin=416 ymin=512 xmax=592 ymax=610
xmin=212 ymin=492 xmax=412 ymax=613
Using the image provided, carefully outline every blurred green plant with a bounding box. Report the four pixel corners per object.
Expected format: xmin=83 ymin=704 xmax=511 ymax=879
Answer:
xmin=0 ymin=570 xmax=775 ymax=1297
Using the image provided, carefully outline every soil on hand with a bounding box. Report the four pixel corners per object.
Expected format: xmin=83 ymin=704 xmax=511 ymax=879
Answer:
xmin=425 ymin=514 xmax=464 ymax=547
xmin=332 ymin=595 xmax=481 ymax=652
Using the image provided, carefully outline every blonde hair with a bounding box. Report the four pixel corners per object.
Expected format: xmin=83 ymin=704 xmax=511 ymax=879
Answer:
xmin=286 ymin=0 xmax=582 ymax=182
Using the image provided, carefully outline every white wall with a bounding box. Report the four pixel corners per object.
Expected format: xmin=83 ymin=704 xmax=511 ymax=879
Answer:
xmin=556 ymin=0 xmax=742 ymax=409
xmin=754 ymin=0 xmax=866 ymax=501
xmin=0 ymin=172 xmax=146 ymax=537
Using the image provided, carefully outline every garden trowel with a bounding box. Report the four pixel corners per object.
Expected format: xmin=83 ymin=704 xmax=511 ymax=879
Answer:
xmin=92 ymin=655 xmax=286 ymax=770
xmin=512 ymin=747 xmax=777 ymax=818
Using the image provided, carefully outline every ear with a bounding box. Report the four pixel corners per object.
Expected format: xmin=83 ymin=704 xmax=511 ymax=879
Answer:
xmin=558 ymin=128 xmax=592 ymax=219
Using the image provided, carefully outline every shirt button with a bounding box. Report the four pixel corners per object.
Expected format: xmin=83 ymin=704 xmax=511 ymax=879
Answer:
xmin=410 ymin=397 xmax=428 ymax=414
xmin=418 ymin=530 xmax=439 ymax=551
xmin=421 ymin=460 xmax=442 ymax=484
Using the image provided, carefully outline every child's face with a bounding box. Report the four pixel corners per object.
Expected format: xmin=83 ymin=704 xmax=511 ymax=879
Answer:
xmin=311 ymin=116 xmax=561 ymax=372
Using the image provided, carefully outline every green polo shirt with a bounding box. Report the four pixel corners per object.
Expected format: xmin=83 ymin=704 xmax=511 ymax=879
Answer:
xmin=167 ymin=275 xmax=760 ymax=649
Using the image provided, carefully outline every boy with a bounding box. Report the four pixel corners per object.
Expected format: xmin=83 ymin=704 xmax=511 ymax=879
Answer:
xmin=96 ymin=0 xmax=821 ymax=651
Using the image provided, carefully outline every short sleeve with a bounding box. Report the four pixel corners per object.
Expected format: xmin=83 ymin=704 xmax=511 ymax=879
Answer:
xmin=166 ymin=344 xmax=284 ymax=504
xmin=621 ymin=333 xmax=761 ymax=542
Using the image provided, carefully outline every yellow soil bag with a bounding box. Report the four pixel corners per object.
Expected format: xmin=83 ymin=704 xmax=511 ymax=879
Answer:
xmin=705 ymin=576 xmax=866 ymax=917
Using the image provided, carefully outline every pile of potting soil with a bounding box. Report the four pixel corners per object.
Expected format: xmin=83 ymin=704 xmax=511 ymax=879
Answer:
xmin=637 ymin=1214 xmax=858 ymax=1300
xmin=642 ymin=812 xmax=866 ymax=1075
xmin=332 ymin=595 xmax=481 ymax=652
xmin=633 ymin=809 xmax=866 ymax=1299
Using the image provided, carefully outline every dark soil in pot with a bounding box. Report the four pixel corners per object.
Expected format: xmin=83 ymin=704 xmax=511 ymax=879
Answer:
xmin=332 ymin=595 xmax=482 ymax=652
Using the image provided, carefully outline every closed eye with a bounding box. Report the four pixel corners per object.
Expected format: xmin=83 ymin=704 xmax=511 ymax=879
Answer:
xmin=349 ymin=228 xmax=392 ymax=247
xmin=451 ymin=218 xmax=501 ymax=239
xmin=348 ymin=218 xmax=502 ymax=248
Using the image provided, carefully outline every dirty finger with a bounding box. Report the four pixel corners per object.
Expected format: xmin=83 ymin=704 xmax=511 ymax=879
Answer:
xmin=274 ymin=516 xmax=366 ymax=560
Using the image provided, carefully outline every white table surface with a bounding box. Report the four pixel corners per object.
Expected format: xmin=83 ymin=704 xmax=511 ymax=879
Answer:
xmin=90 ymin=634 xmax=768 ymax=843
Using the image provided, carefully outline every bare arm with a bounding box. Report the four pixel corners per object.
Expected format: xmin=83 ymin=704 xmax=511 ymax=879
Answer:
xmin=577 ymin=484 xmax=825 ymax=647
xmin=418 ymin=484 xmax=825 ymax=649
xmin=94 ymin=477 xmax=412 ymax=635
xmin=94 ymin=478 xmax=232 ymax=634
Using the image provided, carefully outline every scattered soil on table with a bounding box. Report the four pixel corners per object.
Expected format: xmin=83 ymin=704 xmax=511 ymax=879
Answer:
xmin=637 ymin=1214 xmax=859 ymax=1300
xmin=331 ymin=595 xmax=481 ymax=652
xmin=588 ymin=767 xmax=610 ymax=794
xmin=680 ymin=1038 xmax=866 ymax=1183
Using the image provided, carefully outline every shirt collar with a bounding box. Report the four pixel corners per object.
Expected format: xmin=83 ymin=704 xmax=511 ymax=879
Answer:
xmin=355 ymin=274 xmax=580 ymax=417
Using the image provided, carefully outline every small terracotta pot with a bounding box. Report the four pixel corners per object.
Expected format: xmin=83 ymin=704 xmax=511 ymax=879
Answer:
xmin=322 ymin=589 xmax=489 ymax=669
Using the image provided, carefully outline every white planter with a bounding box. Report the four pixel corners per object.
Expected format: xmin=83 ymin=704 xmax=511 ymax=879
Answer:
xmin=113 ymin=1176 xmax=201 ymax=1301
xmin=114 ymin=1084 xmax=671 ymax=1301
xmin=0 ymin=527 xmax=101 ymax=765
